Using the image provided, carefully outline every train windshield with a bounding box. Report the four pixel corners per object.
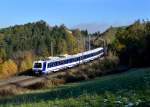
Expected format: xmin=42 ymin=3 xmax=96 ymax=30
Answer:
xmin=34 ymin=63 xmax=42 ymax=68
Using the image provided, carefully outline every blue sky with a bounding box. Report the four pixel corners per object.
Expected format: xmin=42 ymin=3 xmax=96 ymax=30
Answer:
xmin=0 ymin=0 xmax=150 ymax=29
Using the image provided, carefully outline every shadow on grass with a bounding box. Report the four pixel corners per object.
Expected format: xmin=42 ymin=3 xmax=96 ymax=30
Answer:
xmin=0 ymin=68 xmax=149 ymax=105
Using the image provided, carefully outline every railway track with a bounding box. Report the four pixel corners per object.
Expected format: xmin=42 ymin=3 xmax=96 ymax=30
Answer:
xmin=0 ymin=69 xmax=74 ymax=89
xmin=0 ymin=70 xmax=67 ymax=89
xmin=0 ymin=76 xmax=45 ymax=89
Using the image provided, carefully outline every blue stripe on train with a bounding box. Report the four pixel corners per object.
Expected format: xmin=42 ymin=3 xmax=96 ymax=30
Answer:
xmin=42 ymin=62 xmax=46 ymax=72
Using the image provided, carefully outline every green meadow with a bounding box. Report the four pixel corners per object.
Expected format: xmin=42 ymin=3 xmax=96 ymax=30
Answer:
xmin=0 ymin=68 xmax=150 ymax=107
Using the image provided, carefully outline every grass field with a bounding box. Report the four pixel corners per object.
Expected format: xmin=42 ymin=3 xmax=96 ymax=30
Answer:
xmin=0 ymin=68 xmax=150 ymax=107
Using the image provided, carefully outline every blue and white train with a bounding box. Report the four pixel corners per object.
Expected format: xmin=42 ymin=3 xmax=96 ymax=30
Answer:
xmin=32 ymin=47 xmax=104 ymax=75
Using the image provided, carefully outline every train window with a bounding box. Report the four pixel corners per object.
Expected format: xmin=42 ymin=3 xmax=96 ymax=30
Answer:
xmin=57 ymin=62 xmax=59 ymax=66
xmin=74 ymin=58 xmax=78 ymax=61
xmin=34 ymin=63 xmax=42 ymax=68
xmin=77 ymin=57 xmax=80 ymax=60
xmin=55 ymin=61 xmax=58 ymax=66
xmin=89 ymin=54 xmax=91 ymax=57
xmin=87 ymin=54 xmax=90 ymax=58
xmin=83 ymin=55 xmax=86 ymax=59
xmin=68 ymin=59 xmax=70 ymax=63
xmin=65 ymin=59 xmax=68 ymax=64
xmin=61 ymin=61 xmax=64 ymax=65
xmin=52 ymin=62 xmax=56 ymax=67
xmin=59 ymin=61 xmax=61 ymax=65
xmin=76 ymin=57 xmax=79 ymax=61
xmin=71 ymin=58 xmax=73 ymax=63
xmin=50 ymin=63 xmax=53 ymax=67
xmin=71 ymin=59 xmax=73 ymax=62
xmin=48 ymin=63 xmax=50 ymax=68
xmin=54 ymin=62 xmax=58 ymax=66
xmin=86 ymin=55 xmax=88 ymax=58
xmin=90 ymin=53 xmax=92 ymax=57
xmin=76 ymin=58 xmax=78 ymax=61
xmin=58 ymin=61 xmax=60 ymax=65
xmin=74 ymin=58 xmax=76 ymax=61
xmin=66 ymin=59 xmax=68 ymax=63
xmin=49 ymin=63 xmax=53 ymax=68
xmin=64 ymin=60 xmax=67 ymax=64
xmin=73 ymin=58 xmax=75 ymax=62
xmin=67 ymin=59 xmax=70 ymax=63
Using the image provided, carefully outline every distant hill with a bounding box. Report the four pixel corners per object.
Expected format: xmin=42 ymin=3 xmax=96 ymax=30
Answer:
xmin=91 ymin=26 xmax=119 ymax=47
xmin=72 ymin=23 xmax=110 ymax=33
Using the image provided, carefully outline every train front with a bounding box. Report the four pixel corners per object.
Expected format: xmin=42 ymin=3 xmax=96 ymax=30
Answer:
xmin=32 ymin=61 xmax=46 ymax=75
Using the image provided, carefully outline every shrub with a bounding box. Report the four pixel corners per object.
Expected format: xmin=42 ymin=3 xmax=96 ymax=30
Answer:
xmin=0 ymin=59 xmax=18 ymax=78
xmin=20 ymin=51 xmax=33 ymax=72
xmin=98 ymin=56 xmax=119 ymax=71
xmin=27 ymin=80 xmax=49 ymax=89
xmin=53 ymin=56 xmax=119 ymax=84
xmin=51 ymin=78 xmax=66 ymax=86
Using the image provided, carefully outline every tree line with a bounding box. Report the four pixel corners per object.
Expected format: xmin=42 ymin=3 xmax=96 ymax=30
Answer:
xmin=93 ymin=20 xmax=150 ymax=67
xmin=0 ymin=20 xmax=87 ymax=60
xmin=0 ymin=20 xmax=90 ymax=77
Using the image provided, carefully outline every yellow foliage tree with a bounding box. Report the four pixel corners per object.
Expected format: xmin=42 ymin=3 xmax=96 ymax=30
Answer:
xmin=0 ymin=59 xmax=18 ymax=78
xmin=20 ymin=51 xmax=33 ymax=72
xmin=65 ymin=31 xmax=78 ymax=54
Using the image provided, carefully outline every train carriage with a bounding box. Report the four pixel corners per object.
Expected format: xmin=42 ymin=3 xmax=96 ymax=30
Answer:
xmin=32 ymin=47 xmax=104 ymax=75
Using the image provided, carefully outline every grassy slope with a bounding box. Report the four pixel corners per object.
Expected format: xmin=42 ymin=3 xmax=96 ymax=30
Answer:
xmin=0 ymin=68 xmax=150 ymax=107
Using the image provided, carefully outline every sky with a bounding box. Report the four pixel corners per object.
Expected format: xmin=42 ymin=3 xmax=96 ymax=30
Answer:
xmin=0 ymin=0 xmax=150 ymax=31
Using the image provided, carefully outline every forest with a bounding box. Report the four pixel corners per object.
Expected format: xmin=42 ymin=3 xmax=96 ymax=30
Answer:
xmin=93 ymin=20 xmax=150 ymax=67
xmin=0 ymin=20 xmax=90 ymax=78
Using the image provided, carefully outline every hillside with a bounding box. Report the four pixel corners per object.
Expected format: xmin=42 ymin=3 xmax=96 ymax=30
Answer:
xmin=0 ymin=21 xmax=86 ymax=78
xmin=0 ymin=20 xmax=83 ymax=58
xmin=93 ymin=20 xmax=150 ymax=67
xmin=0 ymin=68 xmax=150 ymax=106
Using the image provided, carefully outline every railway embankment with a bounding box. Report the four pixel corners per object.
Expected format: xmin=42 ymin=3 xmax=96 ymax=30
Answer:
xmin=0 ymin=56 xmax=130 ymax=97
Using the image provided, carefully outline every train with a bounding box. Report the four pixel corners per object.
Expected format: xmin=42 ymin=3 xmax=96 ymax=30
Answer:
xmin=32 ymin=47 xmax=104 ymax=75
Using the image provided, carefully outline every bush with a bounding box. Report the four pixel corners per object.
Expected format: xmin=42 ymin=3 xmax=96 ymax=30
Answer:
xmin=62 ymin=71 xmax=86 ymax=83
xmin=19 ymin=51 xmax=33 ymax=72
xmin=98 ymin=56 xmax=119 ymax=71
xmin=54 ymin=56 xmax=119 ymax=84
xmin=27 ymin=80 xmax=50 ymax=89
xmin=51 ymin=78 xmax=66 ymax=86
xmin=0 ymin=59 xmax=18 ymax=78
